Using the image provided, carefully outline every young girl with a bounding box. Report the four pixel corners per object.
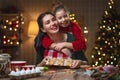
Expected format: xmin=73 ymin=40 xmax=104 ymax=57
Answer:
xmin=42 ymin=4 xmax=86 ymax=53
xmin=35 ymin=12 xmax=87 ymax=67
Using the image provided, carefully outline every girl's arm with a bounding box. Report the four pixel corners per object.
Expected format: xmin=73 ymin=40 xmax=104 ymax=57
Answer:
xmin=53 ymin=42 xmax=73 ymax=51
xmin=42 ymin=35 xmax=54 ymax=49
xmin=42 ymin=35 xmax=73 ymax=50
xmin=71 ymin=22 xmax=86 ymax=51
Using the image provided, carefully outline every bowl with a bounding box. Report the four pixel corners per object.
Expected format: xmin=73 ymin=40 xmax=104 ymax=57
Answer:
xmin=10 ymin=61 xmax=26 ymax=71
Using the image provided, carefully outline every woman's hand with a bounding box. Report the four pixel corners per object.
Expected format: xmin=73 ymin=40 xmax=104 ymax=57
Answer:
xmin=61 ymin=48 xmax=72 ymax=57
xmin=37 ymin=57 xmax=49 ymax=67
xmin=70 ymin=60 xmax=88 ymax=69
xmin=70 ymin=60 xmax=81 ymax=68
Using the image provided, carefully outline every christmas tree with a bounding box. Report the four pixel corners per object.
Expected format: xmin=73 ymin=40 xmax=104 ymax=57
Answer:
xmin=91 ymin=0 xmax=120 ymax=66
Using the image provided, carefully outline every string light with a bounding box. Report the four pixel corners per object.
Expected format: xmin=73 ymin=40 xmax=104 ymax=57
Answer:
xmin=105 ymin=64 xmax=107 ymax=66
xmin=9 ymin=27 xmax=12 ymax=31
xmin=110 ymin=56 xmax=113 ymax=58
xmin=7 ymin=39 xmax=10 ymax=42
xmin=8 ymin=21 xmax=12 ymax=25
xmin=84 ymin=27 xmax=88 ymax=33
xmin=100 ymin=47 xmax=102 ymax=50
xmin=92 ymin=65 xmax=95 ymax=67
xmin=1 ymin=14 xmax=24 ymax=46
xmin=102 ymin=33 xmax=105 ymax=35
xmin=91 ymin=0 xmax=119 ymax=66
xmin=113 ymin=27 xmax=115 ymax=29
xmin=22 ymin=22 xmax=24 ymax=24
xmin=3 ymin=26 xmax=7 ymax=29
xmin=95 ymin=46 xmax=98 ymax=49
xmin=14 ymin=28 xmax=17 ymax=31
xmin=100 ymin=26 xmax=102 ymax=29
xmin=108 ymin=42 xmax=110 ymax=45
xmin=69 ymin=13 xmax=88 ymax=43
xmin=103 ymin=20 xmax=106 ymax=23
xmin=111 ymin=62 xmax=113 ymax=64
xmin=107 ymin=61 xmax=109 ymax=63
xmin=109 ymin=5 xmax=112 ymax=8
xmin=98 ymin=51 xmax=101 ymax=55
xmin=3 ymin=41 xmax=7 ymax=44
xmin=6 ymin=20 xmax=9 ymax=22
xmin=3 ymin=36 xmax=6 ymax=38
xmin=105 ymin=11 xmax=108 ymax=15
xmin=102 ymin=53 xmax=106 ymax=56
xmin=110 ymin=46 xmax=113 ymax=48
xmin=16 ymin=42 xmax=19 ymax=45
xmin=95 ymin=61 xmax=98 ymax=66
xmin=91 ymin=55 xmax=94 ymax=58
xmin=105 ymin=41 xmax=107 ymax=43
xmin=99 ymin=58 xmax=101 ymax=60
xmin=103 ymin=25 xmax=106 ymax=28
xmin=10 ymin=42 xmax=13 ymax=45
xmin=114 ymin=58 xmax=116 ymax=60
xmin=98 ymin=37 xmax=101 ymax=40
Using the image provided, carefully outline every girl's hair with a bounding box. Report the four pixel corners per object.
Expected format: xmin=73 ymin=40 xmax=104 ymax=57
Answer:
xmin=52 ymin=4 xmax=69 ymax=15
xmin=34 ymin=12 xmax=55 ymax=65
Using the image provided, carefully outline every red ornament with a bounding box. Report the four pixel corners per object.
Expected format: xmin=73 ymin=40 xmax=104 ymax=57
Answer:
xmin=3 ymin=38 xmax=7 ymax=42
xmin=10 ymin=34 xmax=18 ymax=40
xmin=99 ymin=67 xmax=104 ymax=71
xmin=12 ymin=21 xmax=18 ymax=28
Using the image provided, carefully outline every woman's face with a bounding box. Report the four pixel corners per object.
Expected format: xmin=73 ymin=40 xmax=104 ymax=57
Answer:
xmin=42 ymin=14 xmax=59 ymax=34
xmin=55 ymin=9 xmax=70 ymax=27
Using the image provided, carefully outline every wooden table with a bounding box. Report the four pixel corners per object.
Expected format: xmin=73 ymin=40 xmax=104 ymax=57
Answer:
xmin=1 ymin=66 xmax=116 ymax=80
xmin=26 ymin=67 xmax=95 ymax=80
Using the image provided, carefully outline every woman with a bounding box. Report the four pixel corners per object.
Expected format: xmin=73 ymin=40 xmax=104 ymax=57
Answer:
xmin=34 ymin=12 xmax=87 ymax=68
xmin=42 ymin=4 xmax=86 ymax=52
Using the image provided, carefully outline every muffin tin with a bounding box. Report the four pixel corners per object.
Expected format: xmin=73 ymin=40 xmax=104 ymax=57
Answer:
xmin=9 ymin=67 xmax=43 ymax=79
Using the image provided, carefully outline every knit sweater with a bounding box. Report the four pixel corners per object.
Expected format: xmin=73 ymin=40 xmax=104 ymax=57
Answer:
xmin=42 ymin=21 xmax=86 ymax=51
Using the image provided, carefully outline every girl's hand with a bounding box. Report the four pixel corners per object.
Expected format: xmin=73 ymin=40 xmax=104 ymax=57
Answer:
xmin=54 ymin=42 xmax=66 ymax=51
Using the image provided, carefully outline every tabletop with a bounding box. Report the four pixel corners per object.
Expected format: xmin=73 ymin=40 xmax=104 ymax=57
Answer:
xmin=1 ymin=66 xmax=117 ymax=80
xmin=26 ymin=67 xmax=95 ymax=80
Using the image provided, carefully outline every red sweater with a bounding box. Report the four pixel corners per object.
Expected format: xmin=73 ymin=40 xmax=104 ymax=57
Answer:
xmin=42 ymin=21 xmax=86 ymax=51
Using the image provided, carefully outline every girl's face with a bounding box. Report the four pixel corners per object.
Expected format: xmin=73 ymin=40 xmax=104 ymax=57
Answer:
xmin=55 ymin=9 xmax=70 ymax=27
xmin=42 ymin=14 xmax=59 ymax=34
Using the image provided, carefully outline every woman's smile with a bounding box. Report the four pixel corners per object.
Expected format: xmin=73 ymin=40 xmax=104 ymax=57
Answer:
xmin=50 ymin=25 xmax=58 ymax=31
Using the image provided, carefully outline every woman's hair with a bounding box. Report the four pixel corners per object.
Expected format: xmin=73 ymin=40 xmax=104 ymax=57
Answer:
xmin=34 ymin=12 xmax=55 ymax=64
xmin=37 ymin=12 xmax=55 ymax=29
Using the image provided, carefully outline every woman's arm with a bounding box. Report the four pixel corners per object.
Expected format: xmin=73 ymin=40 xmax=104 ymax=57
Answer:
xmin=61 ymin=48 xmax=72 ymax=57
xmin=70 ymin=60 xmax=88 ymax=68
xmin=37 ymin=57 xmax=48 ymax=67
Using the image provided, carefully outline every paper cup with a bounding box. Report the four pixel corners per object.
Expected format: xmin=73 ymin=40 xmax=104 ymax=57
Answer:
xmin=21 ymin=65 xmax=35 ymax=70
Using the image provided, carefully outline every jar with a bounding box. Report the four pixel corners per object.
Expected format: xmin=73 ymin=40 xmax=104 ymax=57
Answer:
xmin=0 ymin=53 xmax=11 ymax=77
